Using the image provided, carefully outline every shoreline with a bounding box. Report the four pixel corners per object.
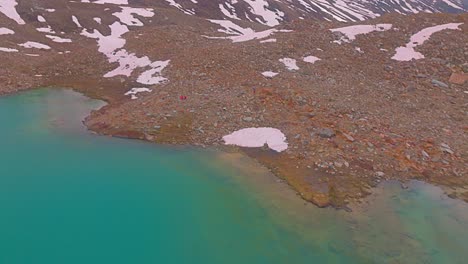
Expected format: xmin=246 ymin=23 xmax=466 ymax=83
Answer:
xmin=1 ymin=87 xmax=467 ymax=212
xmin=2 ymin=85 xmax=468 ymax=208
xmin=79 ymin=90 xmax=468 ymax=208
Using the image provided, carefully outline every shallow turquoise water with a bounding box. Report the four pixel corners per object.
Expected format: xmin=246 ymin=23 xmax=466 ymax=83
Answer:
xmin=0 ymin=89 xmax=467 ymax=264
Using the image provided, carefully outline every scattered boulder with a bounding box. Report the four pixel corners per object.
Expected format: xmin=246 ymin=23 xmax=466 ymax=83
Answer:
xmin=421 ymin=150 xmax=430 ymax=159
xmin=342 ymin=132 xmax=355 ymax=142
xmin=416 ymin=74 xmax=427 ymax=78
xmin=384 ymin=65 xmax=393 ymax=72
xmin=449 ymin=72 xmax=468 ymax=85
xmin=375 ymin=171 xmax=385 ymax=177
xmin=440 ymin=143 xmax=454 ymax=154
xmin=431 ymin=79 xmax=449 ymax=88
xmin=462 ymin=63 xmax=468 ymax=73
xmin=317 ymin=128 xmax=336 ymax=138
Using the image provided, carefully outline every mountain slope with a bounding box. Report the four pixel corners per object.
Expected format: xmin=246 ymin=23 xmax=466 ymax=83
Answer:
xmin=153 ymin=0 xmax=466 ymax=25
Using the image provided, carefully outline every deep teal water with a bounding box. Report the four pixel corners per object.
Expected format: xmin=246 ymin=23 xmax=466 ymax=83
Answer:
xmin=0 ymin=89 xmax=467 ymax=264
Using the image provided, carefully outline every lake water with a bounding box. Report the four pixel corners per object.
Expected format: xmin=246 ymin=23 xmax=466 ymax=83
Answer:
xmin=0 ymin=88 xmax=467 ymax=264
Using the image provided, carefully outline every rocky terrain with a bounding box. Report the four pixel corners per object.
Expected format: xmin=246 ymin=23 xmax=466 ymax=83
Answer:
xmin=1 ymin=0 xmax=467 ymax=208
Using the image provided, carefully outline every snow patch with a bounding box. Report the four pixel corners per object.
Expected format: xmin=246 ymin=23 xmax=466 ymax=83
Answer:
xmin=207 ymin=20 xmax=290 ymax=43
xmin=79 ymin=10 xmax=170 ymax=89
xmin=36 ymin=26 xmax=55 ymax=34
xmin=0 ymin=47 xmax=18 ymax=52
xmin=137 ymin=60 xmax=170 ymax=85
xmin=125 ymin=87 xmax=151 ymax=100
xmin=112 ymin=7 xmax=154 ymax=26
xmin=441 ymin=0 xmax=464 ymax=10
xmin=303 ymin=55 xmax=321 ymax=64
xmin=219 ymin=2 xmax=240 ymax=20
xmin=165 ymin=0 xmax=195 ymax=15
xmin=81 ymin=21 xmax=127 ymax=54
xmin=262 ymin=71 xmax=278 ymax=78
xmin=37 ymin=15 xmax=46 ymax=23
xmin=260 ymin=38 xmax=276 ymax=43
xmin=223 ymin=127 xmax=288 ymax=152
xmin=331 ymin=24 xmax=392 ymax=44
xmin=72 ymin=15 xmax=82 ymax=28
xmin=18 ymin=41 xmax=51 ymax=50
xmin=295 ymin=0 xmax=380 ymax=22
xmin=0 ymin=0 xmax=25 ymax=24
xmin=243 ymin=0 xmax=284 ymax=26
xmin=392 ymin=23 xmax=463 ymax=61
xmin=80 ymin=0 xmax=129 ymax=4
xmin=0 ymin=27 xmax=14 ymax=35
xmin=279 ymin=58 xmax=299 ymax=71
xmin=46 ymin=35 xmax=72 ymax=43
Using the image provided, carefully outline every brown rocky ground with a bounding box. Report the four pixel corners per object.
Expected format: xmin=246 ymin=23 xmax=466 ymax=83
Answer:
xmin=1 ymin=4 xmax=467 ymax=208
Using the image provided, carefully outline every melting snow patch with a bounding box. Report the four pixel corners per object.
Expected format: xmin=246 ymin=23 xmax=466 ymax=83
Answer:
xmin=0 ymin=47 xmax=18 ymax=52
xmin=18 ymin=41 xmax=51 ymax=50
xmin=303 ymin=56 xmax=321 ymax=64
xmin=36 ymin=25 xmax=55 ymax=33
xmin=223 ymin=127 xmax=288 ymax=152
xmin=262 ymin=71 xmax=278 ymax=78
xmin=113 ymin=7 xmax=154 ymax=26
xmin=279 ymin=58 xmax=299 ymax=71
xmin=80 ymin=12 xmax=170 ymax=85
xmin=37 ymin=15 xmax=46 ymax=23
xmin=165 ymin=0 xmax=195 ymax=15
xmin=243 ymin=0 xmax=284 ymax=26
xmin=331 ymin=24 xmax=392 ymax=44
xmin=103 ymin=50 xmax=157 ymax=78
xmin=260 ymin=38 xmax=276 ymax=43
xmin=81 ymin=21 xmax=127 ymax=54
xmin=441 ymin=0 xmax=464 ymax=10
xmin=80 ymin=0 xmax=129 ymax=4
xmin=219 ymin=3 xmax=240 ymax=20
xmin=137 ymin=60 xmax=170 ymax=85
xmin=207 ymin=20 xmax=290 ymax=43
xmin=392 ymin=23 xmax=463 ymax=61
xmin=46 ymin=35 xmax=72 ymax=43
xmin=125 ymin=87 xmax=151 ymax=100
xmin=72 ymin=15 xmax=82 ymax=28
xmin=0 ymin=27 xmax=14 ymax=35
xmin=0 ymin=0 xmax=25 ymax=24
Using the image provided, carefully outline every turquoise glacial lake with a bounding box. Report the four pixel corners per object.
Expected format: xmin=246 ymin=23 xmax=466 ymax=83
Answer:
xmin=0 ymin=88 xmax=467 ymax=263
